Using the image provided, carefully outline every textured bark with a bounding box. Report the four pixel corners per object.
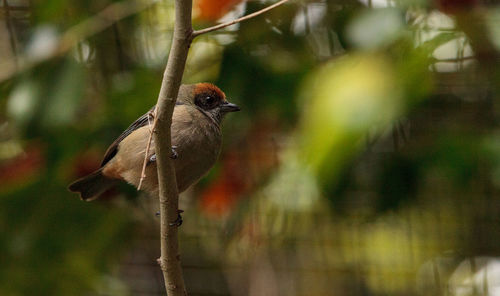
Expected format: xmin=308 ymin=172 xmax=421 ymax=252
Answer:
xmin=153 ymin=0 xmax=192 ymax=294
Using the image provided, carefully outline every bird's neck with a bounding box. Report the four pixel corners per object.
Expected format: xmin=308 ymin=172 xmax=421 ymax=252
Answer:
xmin=196 ymin=107 xmax=222 ymax=130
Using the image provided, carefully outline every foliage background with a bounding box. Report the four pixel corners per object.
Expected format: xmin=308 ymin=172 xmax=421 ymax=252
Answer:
xmin=1 ymin=0 xmax=500 ymax=295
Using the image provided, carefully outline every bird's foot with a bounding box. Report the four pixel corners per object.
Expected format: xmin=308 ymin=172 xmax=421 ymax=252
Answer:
xmin=169 ymin=209 xmax=184 ymax=227
xmin=147 ymin=146 xmax=176 ymax=164
xmin=149 ymin=154 xmax=156 ymax=164
xmin=155 ymin=209 xmax=184 ymax=227
xmin=170 ymin=146 xmax=178 ymax=159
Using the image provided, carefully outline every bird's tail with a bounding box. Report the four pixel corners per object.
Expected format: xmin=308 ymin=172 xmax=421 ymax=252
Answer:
xmin=68 ymin=169 xmax=116 ymax=201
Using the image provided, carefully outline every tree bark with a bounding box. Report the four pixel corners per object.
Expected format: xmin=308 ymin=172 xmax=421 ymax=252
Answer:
xmin=153 ymin=0 xmax=192 ymax=294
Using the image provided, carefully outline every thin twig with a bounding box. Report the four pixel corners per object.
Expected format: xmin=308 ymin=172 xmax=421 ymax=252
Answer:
xmin=192 ymin=0 xmax=290 ymax=38
xmin=0 ymin=0 xmax=154 ymax=82
xmin=137 ymin=107 xmax=157 ymax=190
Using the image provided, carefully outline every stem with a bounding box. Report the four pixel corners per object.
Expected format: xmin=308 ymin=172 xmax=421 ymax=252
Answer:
xmin=153 ymin=0 xmax=193 ymax=294
xmin=137 ymin=108 xmax=155 ymax=190
xmin=192 ymin=0 xmax=290 ymax=38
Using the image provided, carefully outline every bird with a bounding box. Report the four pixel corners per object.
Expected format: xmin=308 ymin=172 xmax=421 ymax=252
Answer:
xmin=68 ymin=83 xmax=240 ymax=201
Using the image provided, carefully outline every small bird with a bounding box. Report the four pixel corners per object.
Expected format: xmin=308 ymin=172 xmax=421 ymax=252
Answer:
xmin=68 ymin=83 xmax=240 ymax=201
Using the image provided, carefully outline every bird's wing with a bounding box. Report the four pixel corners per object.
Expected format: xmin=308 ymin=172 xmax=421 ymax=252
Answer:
xmin=100 ymin=105 xmax=156 ymax=167
xmin=100 ymin=102 xmax=188 ymax=167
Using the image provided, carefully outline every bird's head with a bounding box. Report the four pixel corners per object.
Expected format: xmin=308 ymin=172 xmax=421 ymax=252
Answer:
xmin=179 ymin=83 xmax=240 ymax=123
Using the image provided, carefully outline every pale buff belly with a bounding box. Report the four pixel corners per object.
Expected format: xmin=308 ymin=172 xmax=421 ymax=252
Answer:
xmin=102 ymin=124 xmax=221 ymax=197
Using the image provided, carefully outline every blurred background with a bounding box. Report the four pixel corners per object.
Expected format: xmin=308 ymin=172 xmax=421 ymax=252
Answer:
xmin=1 ymin=0 xmax=500 ymax=295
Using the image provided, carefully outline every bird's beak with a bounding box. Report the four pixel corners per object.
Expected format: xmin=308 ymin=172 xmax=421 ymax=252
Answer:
xmin=221 ymin=101 xmax=241 ymax=113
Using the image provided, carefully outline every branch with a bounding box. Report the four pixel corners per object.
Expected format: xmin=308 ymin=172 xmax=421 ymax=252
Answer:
xmin=152 ymin=0 xmax=192 ymax=295
xmin=0 ymin=0 xmax=154 ymax=83
xmin=192 ymin=0 xmax=290 ymax=38
xmin=143 ymin=0 xmax=291 ymax=295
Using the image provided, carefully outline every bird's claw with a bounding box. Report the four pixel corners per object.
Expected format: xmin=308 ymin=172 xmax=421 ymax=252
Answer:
xmin=170 ymin=146 xmax=178 ymax=159
xmin=169 ymin=209 xmax=184 ymax=227
xmin=148 ymin=146 xmax=176 ymax=163
xmin=155 ymin=210 xmax=184 ymax=227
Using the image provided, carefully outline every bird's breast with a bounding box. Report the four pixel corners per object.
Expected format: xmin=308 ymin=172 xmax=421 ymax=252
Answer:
xmin=172 ymin=117 xmax=222 ymax=192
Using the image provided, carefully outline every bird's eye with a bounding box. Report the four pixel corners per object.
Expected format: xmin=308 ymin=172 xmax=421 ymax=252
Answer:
xmin=204 ymin=96 xmax=215 ymax=106
xmin=195 ymin=94 xmax=219 ymax=110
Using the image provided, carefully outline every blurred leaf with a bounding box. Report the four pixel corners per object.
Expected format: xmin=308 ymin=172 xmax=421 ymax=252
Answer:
xmin=299 ymin=54 xmax=403 ymax=181
xmin=7 ymin=79 xmax=41 ymax=126
xmin=485 ymin=8 xmax=500 ymax=51
xmin=264 ymin=151 xmax=320 ymax=212
xmin=25 ymin=25 xmax=60 ymax=62
xmin=346 ymin=8 xmax=405 ymax=49
xmin=7 ymin=57 xmax=86 ymax=133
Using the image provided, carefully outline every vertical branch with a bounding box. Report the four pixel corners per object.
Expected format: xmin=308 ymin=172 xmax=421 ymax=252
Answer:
xmin=153 ymin=0 xmax=192 ymax=295
xmin=151 ymin=0 xmax=290 ymax=294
